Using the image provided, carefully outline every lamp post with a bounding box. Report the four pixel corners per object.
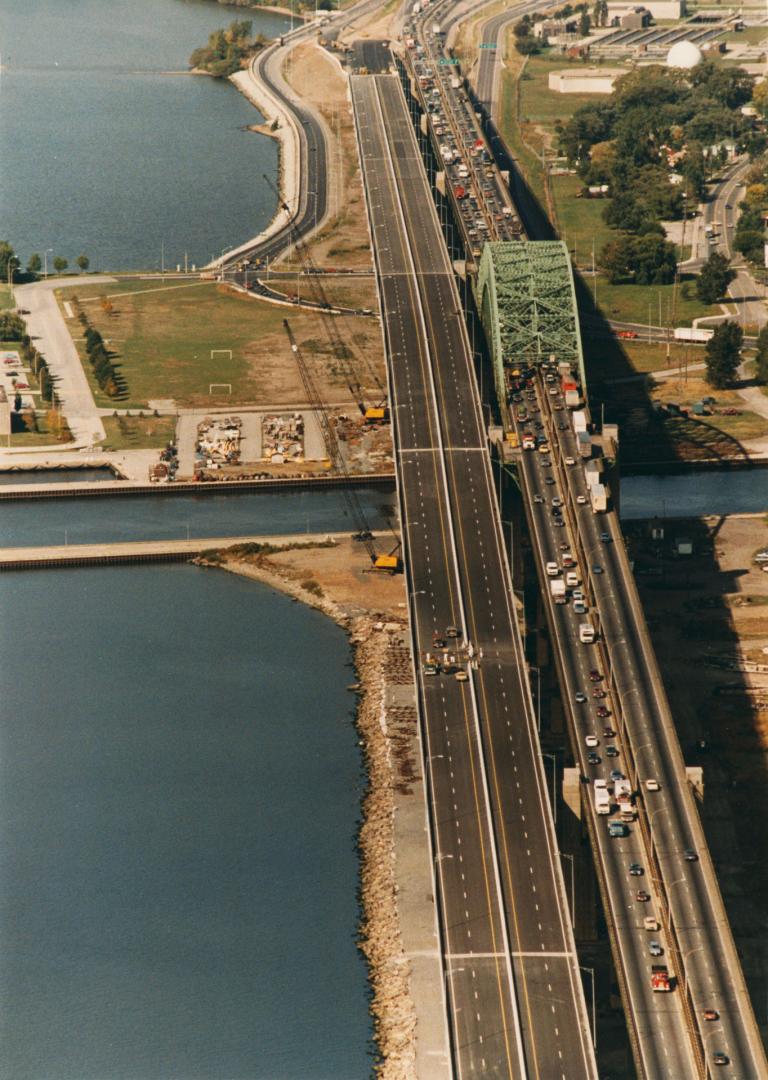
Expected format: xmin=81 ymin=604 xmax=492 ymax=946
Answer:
xmin=541 ymin=750 xmax=557 ymax=827
xmin=581 ymin=965 xmax=596 ymax=1049
xmin=561 ymin=851 xmax=575 ymax=928
xmin=44 ymin=248 xmax=53 ymax=280
xmin=530 ymin=664 xmax=542 ymax=732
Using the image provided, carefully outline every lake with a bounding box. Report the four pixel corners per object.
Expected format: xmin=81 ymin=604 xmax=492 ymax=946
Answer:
xmin=0 ymin=0 xmax=291 ymax=271
xmin=0 ymin=564 xmax=372 ymax=1079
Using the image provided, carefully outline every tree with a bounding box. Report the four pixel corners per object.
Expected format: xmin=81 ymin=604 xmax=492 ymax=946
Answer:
xmin=0 ymin=241 xmax=20 ymax=283
xmin=705 ymin=321 xmax=743 ymax=388
xmin=76 ymin=254 xmax=90 ymax=273
xmin=52 ymin=256 xmax=68 ymax=274
xmin=515 ymin=35 xmax=541 ymax=54
xmin=696 ymin=251 xmax=735 ymax=305
xmin=755 ymin=325 xmax=768 ymax=384
xmin=578 ymin=11 xmax=591 ymax=35
xmin=752 ymin=79 xmax=768 ymax=119
xmin=27 ymin=253 xmax=42 ymax=276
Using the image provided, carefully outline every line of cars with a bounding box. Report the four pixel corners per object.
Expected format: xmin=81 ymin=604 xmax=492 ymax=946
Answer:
xmin=404 ymin=14 xmax=521 ymax=258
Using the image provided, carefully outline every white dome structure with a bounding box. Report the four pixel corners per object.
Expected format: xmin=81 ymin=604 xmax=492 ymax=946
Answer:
xmin=666 ymin=40 xmax=703 ymax=69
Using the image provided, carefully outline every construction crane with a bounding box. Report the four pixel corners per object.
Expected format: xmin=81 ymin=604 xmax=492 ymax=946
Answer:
xmin=284 ymin=319 xmax=401 ymax=573
xmin=262 ymin=172 xmax=389 ymax=425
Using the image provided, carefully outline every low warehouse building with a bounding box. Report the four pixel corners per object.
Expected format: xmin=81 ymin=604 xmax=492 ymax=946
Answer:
xmin=548 ymin=66 xmax=625 ymax=93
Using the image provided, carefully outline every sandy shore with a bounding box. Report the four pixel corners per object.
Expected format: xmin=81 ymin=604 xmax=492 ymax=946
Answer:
xmin=194 ymin=538 xmax=446 ymax=1077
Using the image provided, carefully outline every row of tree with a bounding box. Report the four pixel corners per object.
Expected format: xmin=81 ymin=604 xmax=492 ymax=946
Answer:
xmin=0 ymin=240 xmax=89 ymax=283
xmin=18 ymin=334 xmax=55 ymax=404
xmin=77 ymin=307 xmax=123 ymax=398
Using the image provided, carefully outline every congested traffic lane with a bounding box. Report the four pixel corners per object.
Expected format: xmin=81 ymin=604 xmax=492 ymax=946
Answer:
xmin=374 ymin=74 xmax=597 ymax=1079
xmin=538 ymin=382 xmax=768 ymax=1078
xmin=510 ymin=381 xmax=698 ymax=1079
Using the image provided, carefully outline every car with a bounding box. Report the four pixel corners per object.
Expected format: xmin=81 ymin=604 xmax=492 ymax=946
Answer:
xmin=603 ymin=726 xmax=615 ymax=738
xmin=645 ymin=778 xmax=660 ymax=792
xmin=629 ymin=863 xmax=643 ymax=876
xmin=576 ymin=494 xmax=587 ymax=504
xmin=636 ymin=890 xmax=651 ymax=902
xmin=13 ymin=380 xmax=29 ymax=389
xmin=684 ymin=849 xmax=698 ymax=862
xmin=541 ymin=458 xmax=552 ymax=467
xmin=553 ymin=402 xmax=564 ymax=411
xmin=455 ymin=670 xmax=469 ymax=682
xmin=446 ymin=626 xmax=460 ymax=638
xmin=725 ymin=203 xmax=732 ymax=210
xmin=593 ymin=688 xmax=607 ymax=699
xmin=592 ymin=565 xmax=604 ymax=574
xmin=587 ymin=752 xmax=601 ymax=765
xmin=554 ymin=518 xmax=565 ymax=527
xmin=545 ymin=477 xmax=555 ymax=485
xmin=703 ymin=1009 xmax=719 ymax=1022
xmin=618 ymin=329 xmax=638 ymax=340
xmin=574 ymin=601 xmax=587 ymax=614
xmin=512 ymin=393 xmax=522 ymax=403
xmin=600 ymin=532 xmax=611 ymax=543
xmin=552 ymin=507 xmax=562 ymax=517
xmin=559 ymin=543 xmax=570 ymax=552
xmin=609 ymin=769 xmax=623 ymax=782
xmin=564 ymin=456 xmax=575 ymax=466
xmin=585 ymin=734 xmax=599 ymax=747
xmin=596 ymin=706 xmax=611 ymax=719
xmin=572 ymin=589 xmax=584 ymax=601
xmin=643 ymin=916 xmax=659 ymax=931
xmin=606 ymin=745 xmax=619 ymax=758
xmin=589 ymin=669 xmax=602 ymax=682
xmin=649 ymin=941 xmax=663 ymax=957
xmin=433 ymin=636 xmax=447 ymax=649
xmin=558 ymin=422 xmax=567 ymax=431
xmin=713 ymin=1053 xmax=729 ymax=1066
xmin=552 ymin=497 xmax=562 ymax=508
xmin=575 ymin=691 xmax=587 ymax=703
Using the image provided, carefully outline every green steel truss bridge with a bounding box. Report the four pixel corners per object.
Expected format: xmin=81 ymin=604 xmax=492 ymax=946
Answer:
xmin=475 ymin=240 xmax=586 ymax=421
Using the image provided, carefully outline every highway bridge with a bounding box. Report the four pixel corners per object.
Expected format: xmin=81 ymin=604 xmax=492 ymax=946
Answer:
xmin=351 ymin=71 xmax=597 ymax=1079
xmin=358 ymin=4 xmax=767 ymax=1076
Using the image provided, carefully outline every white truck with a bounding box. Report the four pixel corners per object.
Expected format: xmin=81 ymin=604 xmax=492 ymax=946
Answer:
xmin=594 ymin=786 xmax=611 ymax=815
xmin=451 ymin=76 xmax=461 ymax=90
xmin=673 ymin=326 xmax=714 ymax=344
xmin=550 ymin=578 xmax=567 ymax=604
xmin=579 ymin=622 xmax=595 ymax=644
xmin=573 ymin=410 xmax=587 ymax=435
xmin=564 ymin=389 xmax=581 ymax=408
xmin=590 ymin=484 xmax=607 ymax=513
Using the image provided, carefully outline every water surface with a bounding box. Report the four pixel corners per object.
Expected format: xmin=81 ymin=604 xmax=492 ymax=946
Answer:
xmin=0 ymin=565 xmax=371 ymax=1079
xmin=0 ymin=0 xmax=291 ymax=270
xmin=621 ymin=468 xmax=768 ymax=520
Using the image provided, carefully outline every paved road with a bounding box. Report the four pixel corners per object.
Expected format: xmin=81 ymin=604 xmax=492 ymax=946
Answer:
xmin=510 ymin=387 xmax=698 ymax=1078
xmin=353 ymin=72 xmax=597 ymax=1079
xmin=530 ymin=382 xmax=768 ymax=1078
xmin=14 ymin=276 xmax=112 ymax=447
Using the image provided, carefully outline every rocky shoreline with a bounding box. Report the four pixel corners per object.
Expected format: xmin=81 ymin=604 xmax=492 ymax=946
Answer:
xmin=196 ymin=548 xmax=419 ymax=1077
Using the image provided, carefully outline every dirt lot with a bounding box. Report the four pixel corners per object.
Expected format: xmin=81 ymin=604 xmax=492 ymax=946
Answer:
xmin=281 ymin=43 xmax=376 ymax=273
xmin=627 ymin=513 xmax=768 ymax=1034
xmin=265 ymin=535 xmax=406 ymax=618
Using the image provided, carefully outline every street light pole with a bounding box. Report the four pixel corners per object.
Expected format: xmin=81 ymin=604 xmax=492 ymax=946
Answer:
xmin=561 ymin=851 xmax=575 ymax=928
xmin=44 ymin=248 xmax=53 ymax=280
xmin=542 ymin=750 xmax=557 ymax=827
xmin=581 ymin=965 xmax=596 ymax=1049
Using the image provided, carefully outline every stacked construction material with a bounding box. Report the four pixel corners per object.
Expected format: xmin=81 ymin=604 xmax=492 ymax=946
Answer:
xmin=261 ymin=413 xmax=304 ymax=465
xmin=196 ymin=416 xmax=242 ymax=467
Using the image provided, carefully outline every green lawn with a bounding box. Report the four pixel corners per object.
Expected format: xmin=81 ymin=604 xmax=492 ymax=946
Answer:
xmin=553 ymin=177 xmax=615 ymax=267
xmin=582 ymin=331 xmax=696 ymax=380
xmin=100 ymin=415 xmax=177 ymax=451
xmin=592 ymin=277 xmax=717 ymax=327
xmin=0 ymin=286 xmax=14 ymax=310
xmin=498 ymin=64 xmax=549 ymax=212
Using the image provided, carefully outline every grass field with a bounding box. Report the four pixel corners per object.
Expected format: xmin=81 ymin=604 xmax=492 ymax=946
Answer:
xmin=59 ymin=280 xmax=384 ymax=410
xmin=101 ymin=415 xmax=177 ymax=451
xmin=593 ymin=277 xmax=716 ymax=327
xmin=0 ymin=286 xmax=14 ymax=310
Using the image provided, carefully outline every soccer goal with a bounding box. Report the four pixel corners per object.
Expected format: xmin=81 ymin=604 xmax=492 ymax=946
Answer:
xmin=209 ymin=383 xmax=232 ymax=395
xmin=210 ymin=349 xmax=233 ymax=362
